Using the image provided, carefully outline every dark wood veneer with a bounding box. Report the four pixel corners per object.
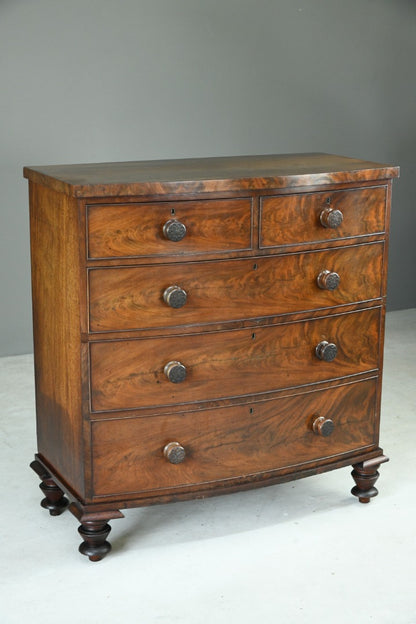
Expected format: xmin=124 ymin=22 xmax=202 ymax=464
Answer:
xmin=88 ymin=242 xmax=383 ymax=333
xmin=89 ymin=307 xmax=381 ymax=412
xmin=259 ymin=186 xmax=386 ymax=248
xmin=91 ymin=378 xmax=377 ymax=497
xmin=25 ymin=153 xmax=398 ymax=560
xmin=87 ymin=198 xmax=253 ymax=259
xmin=23 ymin=153 xmax=399 ymax=198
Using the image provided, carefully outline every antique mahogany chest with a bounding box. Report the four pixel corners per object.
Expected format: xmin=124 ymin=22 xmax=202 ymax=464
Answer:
xmin=24 ymin=153 xmax=399 ymax=561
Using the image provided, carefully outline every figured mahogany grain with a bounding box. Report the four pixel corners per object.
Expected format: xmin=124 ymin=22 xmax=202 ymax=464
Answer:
xmin=89 ymin=242 xmax=383 ymax=332
xmin=260 ymin=186 xmax=386 ymax=248
xmin=87 ymin=198 xmax=252 ymax=259
xmin=91 ymin=378 xmax=377 ymax=496
xmin=25 ymin=153 xmax=397 ymax=559
xmin=23 ymin=153 xmax=399 ymax=198
xmin=90 ymin=307 xmax=380 ymax=412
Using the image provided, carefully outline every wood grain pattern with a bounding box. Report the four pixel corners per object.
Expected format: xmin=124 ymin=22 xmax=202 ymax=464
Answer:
xmin=87 ymin=198 xmax=252 ymax=259
xmin=88 ymin=242 xmax=383 ymax=332
xmin=29 ymin=182 xmax=85 ymax=496
xmin=25 ymin=153 xmax=397 ymax=557
xmin=23 ymin=153 xmax=399 ymax=198
xmin=90 ymin=307 xmax=381 ymax=412
xmin=260 ymin=186 xmax=386 ymax=248
xmin=91 ymin=378 xmax=377 ymax=496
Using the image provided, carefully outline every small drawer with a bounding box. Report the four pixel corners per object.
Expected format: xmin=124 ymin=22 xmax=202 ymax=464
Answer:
xmin=89 ymin=242 xmax=384 ymax=332
xmin=91 ymin=378 xmax=377 ymax=497
xmin=259 ymin=186 xmax=386 ymax=248
xmin=87 ymin=198 xmax=253 ymax=259
xmin=89 ymin=307 xmax=380 ymax=412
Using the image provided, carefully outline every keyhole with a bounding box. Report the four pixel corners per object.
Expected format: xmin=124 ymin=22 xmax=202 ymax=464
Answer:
xmin=253 ymin=263 xmax=258 ymax=270
xmin=171 ymin=208 xmax=176 ymax=215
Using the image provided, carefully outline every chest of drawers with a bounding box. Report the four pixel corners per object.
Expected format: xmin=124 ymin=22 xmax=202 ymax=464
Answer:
xmin=24 ymin=153 xmax=399 ymax=561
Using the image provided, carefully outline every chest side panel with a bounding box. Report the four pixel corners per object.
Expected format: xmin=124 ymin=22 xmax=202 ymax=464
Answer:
xmin=29 ymin=182 xmax=85 ymax=497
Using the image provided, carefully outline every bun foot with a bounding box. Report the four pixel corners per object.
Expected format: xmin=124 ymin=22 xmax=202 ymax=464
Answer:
xmin=78 ymin=521 xmax=112 ymax=562
xmin=30 ymin=459 xmax=69 ymax=515
xmin=351 ymin=455 xmax=389 ymax=503
xmin=39 ymin=481 xmax=69 ymax=515
xmin=70 ymin=505 xmax=124 ymax=562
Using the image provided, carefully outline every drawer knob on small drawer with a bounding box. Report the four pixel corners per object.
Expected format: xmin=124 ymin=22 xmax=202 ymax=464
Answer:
xmin=317 ymin=270 xmax=340 ymax=291
xmin=315 ymin=341 xmax=338 ymax=362
xmin=164 ymin=360 xmax=187 ymax=383
xmin=319 ymin=207 xmax=344 ymax=229
xmin=312 ymin=415 xmax=335 ymax=437
xmin=163 ymin=285 xmax=188 ymax=308
xmin=163 ymin=219 xmax=187 ymax=242
xmin=164 ymin=441 xmax=186 ymax=464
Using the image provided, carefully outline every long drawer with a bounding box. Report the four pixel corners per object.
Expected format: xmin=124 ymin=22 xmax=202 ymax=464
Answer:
xmin=89 ymin=307 xmax=380 ymax=412
xmin=91 ymin=378 xmax=377 ymax=497
xmin=87 ymin=198 xmax=253 ymax=259
xmin=260 ymin=186 xmax=386 ymax=248
xmin=89 ymin=242 xmax=383 ymax=332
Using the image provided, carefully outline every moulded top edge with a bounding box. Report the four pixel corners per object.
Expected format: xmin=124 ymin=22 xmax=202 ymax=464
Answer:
xmin=23 ymin=153 xmax=400 ymax=198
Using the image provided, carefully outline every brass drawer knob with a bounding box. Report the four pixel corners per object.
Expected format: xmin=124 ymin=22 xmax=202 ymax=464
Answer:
xmin=163 ymin=285 xmax=188 ymax=308
xmin=319 ymin=207 xmax=343 ymax=229
xmin=312 ymin=416 xmax=335 ymax=437
xmin=164 ymin=360 xmax=187 ymax=383
xmin=163 ymin=219 xmax=187 ymax=242
xmin=164 ymin=442 xmax=186 ymax=464
xmin=317 ymin=270 xmax=340 ymax=291
xmin=315 ymin=340 xmax=338 ymax=362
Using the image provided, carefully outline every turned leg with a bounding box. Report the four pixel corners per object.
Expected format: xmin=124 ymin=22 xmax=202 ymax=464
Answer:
xmin=351 ymin=455 xmax=389 ymax=503
xmin=78 ymin=521 xmax=112 ymax=562
xmin=30 ymin=459 xmax=69 ymax=516
xmin=69 ymin=504 xmax=124 ymax=562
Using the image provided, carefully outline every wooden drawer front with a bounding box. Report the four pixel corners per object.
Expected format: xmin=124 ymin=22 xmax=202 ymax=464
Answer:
xmin=90 ymin=308 xmax=380 ymax=412
xmin=91 ymin=378 xmax=377 ymax=496
xmin=87 ymin=198 xmax=252 ymax=259
xmin=89 ymin=242 xmax=383 ymax=332
xmin=260 ymin=186 xmax=386 ymax=248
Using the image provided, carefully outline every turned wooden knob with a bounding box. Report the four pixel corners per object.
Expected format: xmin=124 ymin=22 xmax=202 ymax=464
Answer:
xmin=164 ymin=360 xmax=187 ymax=383
xmin=312 ymin=415 xmax=335 ymax=437
xmin=164 ymin=441 xmax=186 ymax=464
xmin=163 ymin=285 xmax=187 ymax=308
xmin=163 ymin=219 xmax=187 ymax=241
xmin=315 ymin=340 xmax=338 ymax=362
xmin=317 ymin=270 xmax=340 ymax=291
xmin=319 ymin=207 xmax=343 ymax=229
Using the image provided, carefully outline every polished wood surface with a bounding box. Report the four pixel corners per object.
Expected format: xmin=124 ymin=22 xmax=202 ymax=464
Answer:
xmin=26 ymin=153 xmax=397 ymax=559
xmin=87 ymin=198 xmax=252 ymax=259
xmin=260 ymin=186 xmax=386 ymax=248
xmin=91 ymin=378 xmax=377 ymax=497
xmin=88 ymin=242 xmax=383 ymax=332
xmin=29 ymin=183 xmax=84 ymax=496
xmin=24 ymin=153 xmax=399 ymax=198
xmin=90 ymin=307 xmax=380 ymax=412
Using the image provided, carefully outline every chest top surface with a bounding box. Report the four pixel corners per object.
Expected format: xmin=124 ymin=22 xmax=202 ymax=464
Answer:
xmin=23 ymin=152 xmax=399 ymax=198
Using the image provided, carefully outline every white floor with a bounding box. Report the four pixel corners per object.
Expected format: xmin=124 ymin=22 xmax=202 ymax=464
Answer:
xmin=1 ymin=309 xmax=415 ymax=624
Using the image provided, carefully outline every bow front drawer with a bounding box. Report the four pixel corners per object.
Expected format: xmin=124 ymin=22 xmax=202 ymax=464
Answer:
xmin=87 ymin=198 xmax=253 ymax=259
xmin=88 ymin=242 xmax=383 ymax=332
xmin=89 ymin=307 xmax=380 ymax=412
xmin=91 ymin=378 xmax=377 ymax=497
xmin=260 ymin=186 xmax=386 ymax=248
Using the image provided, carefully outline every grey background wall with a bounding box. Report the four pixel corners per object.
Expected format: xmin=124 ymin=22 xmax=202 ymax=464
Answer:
xmin=1 ymin=0 xmax=415 ymax=356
